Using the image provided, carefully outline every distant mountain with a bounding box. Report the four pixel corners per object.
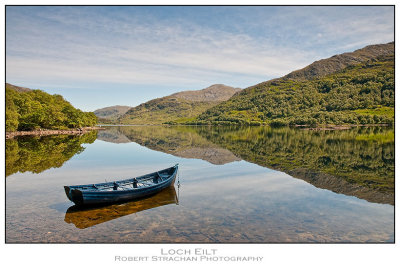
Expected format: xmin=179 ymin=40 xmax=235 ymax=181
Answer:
xmin=5 ymin=83 xmax=31 ymax=92
xmin=170 ymin=84 xmax=242 ymax=102
xmin=94 ymin=105 xmax=132 ymax=121
xmin=195 ymin=42 xmax=394 ymax=126
xmin=119 ymin=84 xmax=241 ymax=125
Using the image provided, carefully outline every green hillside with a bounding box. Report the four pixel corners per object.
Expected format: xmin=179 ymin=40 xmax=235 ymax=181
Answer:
xmin=120 ymin=98 xmax=217 ymax=125
xmin=195 ymin=44 xmax=394 ymax=126
xmin=284 ymin=42 xmax=394 ymax=80
xmin=119 ymin=84 xmax=241 ymax=125
xmin=6 ymin=83 xmax=97 ymax=131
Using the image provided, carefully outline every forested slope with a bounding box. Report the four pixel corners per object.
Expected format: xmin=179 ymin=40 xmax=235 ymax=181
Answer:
xmin=6 ymin=83 xmax=97 ymax=131
xmin=195 ymin=43 xmax=394 ymax=126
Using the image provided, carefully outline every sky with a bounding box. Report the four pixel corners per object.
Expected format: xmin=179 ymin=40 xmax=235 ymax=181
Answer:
xmin=6 ymin=6 xmax=394 ymax=111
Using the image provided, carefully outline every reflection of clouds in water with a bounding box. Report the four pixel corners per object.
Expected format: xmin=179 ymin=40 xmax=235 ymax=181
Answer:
xmin=176 ymin=162 xmax=394 ymax=241
xmin=183 ymin=165 xmax=296 ymax=194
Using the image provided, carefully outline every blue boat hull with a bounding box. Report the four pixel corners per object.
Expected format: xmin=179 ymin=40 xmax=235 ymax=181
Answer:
xmin=64 ymin=165 xmax=178 ymax=206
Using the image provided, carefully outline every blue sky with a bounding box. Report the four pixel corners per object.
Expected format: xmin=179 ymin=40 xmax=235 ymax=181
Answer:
xmin=6 ymin=6 xmax=394 ymax=111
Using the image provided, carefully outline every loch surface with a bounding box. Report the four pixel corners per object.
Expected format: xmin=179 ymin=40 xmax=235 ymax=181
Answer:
xmin=6 ymin=126 xmax=394 ymax=243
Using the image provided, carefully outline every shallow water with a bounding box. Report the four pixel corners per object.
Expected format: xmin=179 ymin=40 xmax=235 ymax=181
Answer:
xmin=5 ymin=126 xmax=394 ymax=243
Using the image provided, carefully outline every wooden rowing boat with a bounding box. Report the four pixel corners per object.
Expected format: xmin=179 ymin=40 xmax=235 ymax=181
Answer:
xmin=64 ymin=164 xmax=178 ymax=206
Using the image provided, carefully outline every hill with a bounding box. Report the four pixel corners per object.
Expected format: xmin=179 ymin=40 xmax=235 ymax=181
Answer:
xmin=284 ymin=42 xmax=394 ymax=80
xmin=195 ymin=42 xmax=394 ymax=126
xmin=119 ymin=84 xmax=241 ymax=125
xmin=5 ymin=83 xmax=31 ymax=92
xmin=94 ymin=105 xmax=132 ymax=121
xmin=170 ymin=84 xmax=242 ymax=102
xmin=6 ymin=83 xmax=97 ymax=131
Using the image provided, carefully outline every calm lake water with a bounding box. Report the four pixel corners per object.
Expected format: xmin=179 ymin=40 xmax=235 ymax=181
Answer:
xmin=6 ymin=126 xmax=394 ymax=243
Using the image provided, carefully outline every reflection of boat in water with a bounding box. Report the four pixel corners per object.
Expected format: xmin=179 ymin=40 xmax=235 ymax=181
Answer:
xmin=64 ymin=164 xmax=178 ymax=206
xmin=64 ymin=185 xmax=179 ymax=229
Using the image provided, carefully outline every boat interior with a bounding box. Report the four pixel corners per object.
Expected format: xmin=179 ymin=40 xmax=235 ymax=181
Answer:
xmin=71 ymin=166 xmax=176 ymax=192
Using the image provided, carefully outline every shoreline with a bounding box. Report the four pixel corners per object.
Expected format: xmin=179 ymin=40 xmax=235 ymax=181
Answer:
xmin=98 ymin=123 xmax=390 ymax=129
xmin=6 ymin=126 xmax=104 ymax=139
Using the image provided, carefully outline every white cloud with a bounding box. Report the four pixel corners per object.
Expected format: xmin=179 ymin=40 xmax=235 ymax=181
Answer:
xmin=6 ymin=6 xmax=394 ymax=92
xmin=5 ymin=7 xmax=320 ymax=89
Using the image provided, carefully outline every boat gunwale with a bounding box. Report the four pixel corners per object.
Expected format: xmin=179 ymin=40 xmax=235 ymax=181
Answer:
xmin=65 ymin=164 xmax=178 ymax=194
xmin=79 ymin=177 xmax=175 ymax=195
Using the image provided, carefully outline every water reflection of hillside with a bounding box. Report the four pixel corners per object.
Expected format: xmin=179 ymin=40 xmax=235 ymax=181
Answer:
xmin=99 ymin=126 xmax=394 ymax=205
xmin=195 ymin=126 xmax=394 ymax=205
xmin=98 ymin=126 xmax=241 ymax=165
xmin=96 ymin=127 xmax=131 ymax=143
xmin=5 ymin=132 xmax=97 ymax=177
